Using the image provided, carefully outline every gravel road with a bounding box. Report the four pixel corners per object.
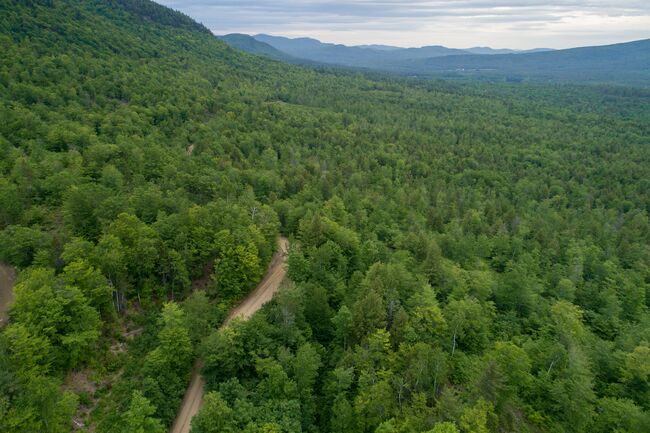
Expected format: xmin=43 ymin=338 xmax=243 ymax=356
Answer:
xmin=169 ymin=237 xmax=289 ymax=433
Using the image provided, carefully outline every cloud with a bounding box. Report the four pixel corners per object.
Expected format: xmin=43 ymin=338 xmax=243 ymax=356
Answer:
xmin=156 ymin=0 xmax=650 ymax=49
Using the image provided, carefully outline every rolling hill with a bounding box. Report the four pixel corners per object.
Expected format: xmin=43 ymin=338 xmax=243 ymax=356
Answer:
xmin=252 ymin=33 xmax=469 ymax=68
xmin=398 ymin=38 xmax=650 ymax=86
xmin=1 ymin=1 xmax=649 ymax=433
xmin=244 ymin=34 xmax=649 ymax=87
xmin=218 ymin=33 xmax=294 ymax=62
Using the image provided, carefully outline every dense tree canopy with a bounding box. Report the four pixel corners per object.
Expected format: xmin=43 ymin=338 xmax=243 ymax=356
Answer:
xmin=0 ymin=1 xmax=649 ymax=433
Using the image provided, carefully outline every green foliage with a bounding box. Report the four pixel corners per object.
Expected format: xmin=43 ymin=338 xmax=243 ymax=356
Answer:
xmin=191 ymin=392 xmax=235 ymax=433
xmin=0 ymin=226 xmax=50 ymax=268
xmin=212 ymin=237 xmax=262 ymax=300
xmin=122 ymin=391 xmax=165 ymax=433
xmin=428 ymin=422 xmax=460 ymax=433
xmin=1 ymin=1 xmax=649 ymax=433
xmin=142 ymin=302 xmax=193 ymax=423
xmin=9 ymin=268 xmax=101 ymax=369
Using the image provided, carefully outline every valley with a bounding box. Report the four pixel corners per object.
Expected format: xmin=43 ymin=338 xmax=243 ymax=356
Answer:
xmin=0 ymin=1 xmax=648 ymax=433
xmin=221 ymin=33 xmax=650 ymax=87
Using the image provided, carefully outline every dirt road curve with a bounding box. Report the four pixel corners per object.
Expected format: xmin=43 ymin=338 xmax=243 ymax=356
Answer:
xmin=169 ymin=237 xmax=289 ymax=433
xmin=0 ymin=263 xmax=16 ymax=326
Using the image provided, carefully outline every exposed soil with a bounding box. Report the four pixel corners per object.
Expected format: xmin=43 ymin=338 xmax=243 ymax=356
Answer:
xmin=0 ymin=263 xmax=16 ymax=326
xmin=169 ymin=237 xmax=289 ymax=433
xmin=169 ymin=360 xmax=205 ymax=433
xmin=66 ymin=370 xmax=98 ymax=430
xmin=190 ymin=258 xmax=215 ymax=292
xmin=225 ymin=237 xmax=289 ymax=324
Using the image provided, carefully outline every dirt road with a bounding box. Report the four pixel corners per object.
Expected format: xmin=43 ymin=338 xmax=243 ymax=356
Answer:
xmin=0 ymin=263 xmax=16 ymax=326
xmin=169 ymin=237 xmax=289 ymax=433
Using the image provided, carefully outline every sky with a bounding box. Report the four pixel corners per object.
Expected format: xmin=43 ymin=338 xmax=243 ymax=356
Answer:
xmin=156 ymin=1 xmax=650 ymax=49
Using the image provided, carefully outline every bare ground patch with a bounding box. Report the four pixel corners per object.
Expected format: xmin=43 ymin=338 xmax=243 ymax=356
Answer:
xmin=0 ymin=263 xmax=16 ymax=326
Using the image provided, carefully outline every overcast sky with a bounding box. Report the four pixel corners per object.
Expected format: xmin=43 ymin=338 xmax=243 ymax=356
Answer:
xmin=156 ymin=1 xmax=650 ymax=49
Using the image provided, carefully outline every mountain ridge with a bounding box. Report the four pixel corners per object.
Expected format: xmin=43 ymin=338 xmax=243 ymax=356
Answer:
xmin=219 ymin=33 xmax=650 ymax=87
xmin=400 ymin=37 xmax=650 ymax=86
xmin=218 ymin=33 xmax=294 ymax=61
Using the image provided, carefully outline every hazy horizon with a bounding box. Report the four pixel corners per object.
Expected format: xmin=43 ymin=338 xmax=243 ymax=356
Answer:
xmin=156 ymin=0 xmax=650 ymax=50
xmin=233 ymin=32 xmax=650 ymax=51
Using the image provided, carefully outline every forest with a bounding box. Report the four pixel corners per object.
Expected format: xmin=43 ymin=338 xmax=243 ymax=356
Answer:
xmin=226 ymin=34 xmax=650 ymax=88
xmin=0 ymin=1 xmax=649 ymax=433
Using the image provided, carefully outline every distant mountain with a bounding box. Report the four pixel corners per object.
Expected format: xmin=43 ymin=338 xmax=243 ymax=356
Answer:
xmin=463 ymin=47 xmax=554 ymax=55
xmin=355 ymin=44 xmax=402 ymax=51
xmin=227 ymin=33 xmax=649 ymax=87
xmin=253 ymin=35 xmax=556 ymax=64
xmin=253 ymin=34 xmax=393 ymax=68
xmin=218 ymin=33 xmax=293 ymax=61
xmin=520 ymin=48 xmax=555 ymax=54
xmin=356 ymin=45 xmax=554 ymax=56
xmin=464 ymin=47 xmax=517 ymax=55
xmin=386 ymin=45 xmax=469 ymax=60
xmin=253 ymin=34 xmax=468 ymax=69
xmin=397 ymin=38 xmax=650 ymax=86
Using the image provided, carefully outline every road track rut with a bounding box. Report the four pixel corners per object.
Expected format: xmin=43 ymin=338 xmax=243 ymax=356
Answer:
xmin=169 ymin=237 xmax=289 ymax=433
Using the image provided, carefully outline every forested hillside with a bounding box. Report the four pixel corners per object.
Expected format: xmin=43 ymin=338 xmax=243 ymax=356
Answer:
xmin=252 ymin=34 xmax=469 ymax=66
xmin=0 ymin=1 xmax=649 ymax=433
xmin=236 ymin=34 xmax=650 ymax=87
xmin=397 ymin=38 xmax=650 ymax=87
xmin=218 ymin=34 xmax=295 ymax=62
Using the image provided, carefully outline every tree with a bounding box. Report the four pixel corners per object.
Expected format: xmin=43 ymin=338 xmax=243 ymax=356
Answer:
xmin=459 ymin=399 xmax=494 ymax=433
xmin=293 ymin=343 xmax=322 ymax=394
xmin=191 ymin=392 xmax=235 ymax=433
xmin=2 ymin=376 xmax=78 ymax=433
xmin=0 ymin=178 xmax=21 ymax=228
xmin=590 ymin=397 xmax=650 ymax=433
xmin=107 ymin=213 xmax=160 ymax=295
xmin=255 ymin=357 xmax=297 ymax=400
xmin=201 ymin=325 xmax=246 ymax=387
xmin=398 ymin=342 xmax=448 ymax=396
xmin=123 ymin=391 xmax=164 ymax=433
xmin=183 ymin=291 xmax=218 ymax=345
xmin=352 ymin=289 xmax=387 ymax=342
xmin=10 ymin=268 xmax=101 ymax=369
xmin=444 ymin=297 xmax=494 ymax=355
xmin=363 ymin=262 xmax=421 ymax=319
xmin=140 ymin=303 xmax=193 ymax=422
xmin=354 ymin=372 xmax=395 ymax=432
xmin=63 ymin=184 xmax=106 ymax=239
xmin=621 ymin=342 xmax=650 ymax=407
xmin=146 ymin=303 xmax=192 ymax=374
xmin=544 ymin=301 xmax=596 ymax=432
xmin=409 ymin=286 xmax=447 ymax=345
xmin=303 ymin=283 xmax=334 ymax=342
xmin=331 ymin=393 xmax=355 ymax=433
xmin=3 ymin=323 xmax=52 ymax=380
xmin=332 ymin=305 xmax=353 ymax=349
xmin=61 ymin=259 xmax=113 ymax=316
xmin=427 ymin=422 xmax=460 ymax=433
xmin=212 ymin=238 xmax=262 ymax=300
xmin=293 ymin=342 xmax=322 ymax=429
xmin=160 ymin=248 xmax=190 ymax=300
xmin=0 ymin=225 xmax=50 ymax=268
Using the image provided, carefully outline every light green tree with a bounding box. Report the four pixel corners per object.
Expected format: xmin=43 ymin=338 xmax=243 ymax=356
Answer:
xmin=123 ymin=391 xmax=164 ymax=433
